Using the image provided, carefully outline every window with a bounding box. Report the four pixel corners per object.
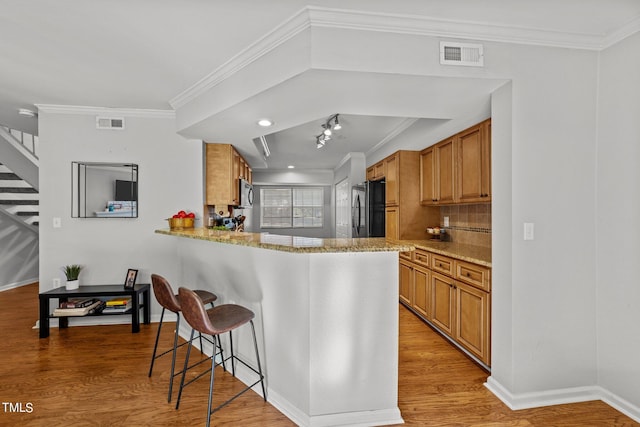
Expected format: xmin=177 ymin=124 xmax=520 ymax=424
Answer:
xmin=261 ymin=187 xmax=323 ymax=228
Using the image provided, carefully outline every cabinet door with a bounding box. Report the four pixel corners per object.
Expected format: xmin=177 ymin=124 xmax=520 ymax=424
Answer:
xmin=205 ymin=143 xmax=233 ymax=206
xmin=435 ymin=138 xmax=456 ymax=204
xmin=430 ymin=272 xmax=455 ymax=336
xmin=455 ymin=282 xmax=490 ymax=365
xmin=457 ymin=123 xmax=490 ymax=203
xmin=399 ymin=260 xmax=413 ymax=306
xmin=412 ymin=266 xmax=430 ymax=319
xmin=420 ymin=147 xmax=436 ymax=205
xmin=482 ymin=120 xmax=491 ymax=201
xmin=385 ymin=154 xmax=398 ymax=206
xmin=385 ymin=206 xmax=399 ymax=240
xmin=374 ymin=162 xmax=385 ymax=180
xmin=366 ymin=166 xmax=375 ymax=181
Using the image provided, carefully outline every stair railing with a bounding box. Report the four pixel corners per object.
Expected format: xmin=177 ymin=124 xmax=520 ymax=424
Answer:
xmin=0 ymin=126 xmax=38 ymax=160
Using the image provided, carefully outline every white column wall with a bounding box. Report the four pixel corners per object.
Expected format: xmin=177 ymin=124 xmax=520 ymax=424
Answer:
xmin=596 ymin=31 xmax=640 ymax=410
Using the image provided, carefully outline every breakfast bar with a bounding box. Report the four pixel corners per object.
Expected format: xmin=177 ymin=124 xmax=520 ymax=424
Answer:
xmin=156 ymin=227 xmax=412 ymax=427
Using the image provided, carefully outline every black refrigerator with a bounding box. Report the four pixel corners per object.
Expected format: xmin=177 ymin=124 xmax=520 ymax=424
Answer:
xmin=351 ymin=179 xmax=385 ymax=238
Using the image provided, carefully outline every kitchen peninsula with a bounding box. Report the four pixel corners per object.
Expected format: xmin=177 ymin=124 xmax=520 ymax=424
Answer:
xmin=156 ymin=227 xmax=412 ymax=427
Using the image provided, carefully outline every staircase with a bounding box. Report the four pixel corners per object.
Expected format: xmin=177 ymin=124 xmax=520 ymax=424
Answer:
xmin=0 ymin=126 xmax=39 ymax=229
xmin=0 ymin=164 xmax=39 ymax=226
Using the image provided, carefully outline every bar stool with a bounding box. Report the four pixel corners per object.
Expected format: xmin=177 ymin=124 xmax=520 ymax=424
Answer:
xmin=175 ymin=286 xmax=266 ymax=427
xmin=148 ymin=274 xmax=224 ymax=402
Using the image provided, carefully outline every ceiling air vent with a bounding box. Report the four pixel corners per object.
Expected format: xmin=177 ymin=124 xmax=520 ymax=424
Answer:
xmin=440 ymin=42 xmax=484 ymax=67
xmin=96 ymin=117 xmax=125 ymax=130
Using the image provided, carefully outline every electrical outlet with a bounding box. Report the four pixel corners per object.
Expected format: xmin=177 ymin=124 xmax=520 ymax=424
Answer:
xmin=53 ymin=217 xmax=62 ymax=228
xmin=53 ymin=278 xmax=61 ymax=287
xmin=444 ymin=216 xmax=449 ymax=227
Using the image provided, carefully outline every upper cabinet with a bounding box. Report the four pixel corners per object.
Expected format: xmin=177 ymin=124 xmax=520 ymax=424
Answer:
xmin=205 ymin=143 xmax=252 ymax=207
xmin=420 ymin=119 xmax=491 ymax=206
xmin=457 ymin=120 xmax=491 ymax=203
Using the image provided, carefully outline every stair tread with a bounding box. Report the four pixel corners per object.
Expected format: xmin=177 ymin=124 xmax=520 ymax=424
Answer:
xmin=0 ymin=200 xmax=39 ymax=205
xmin=0 ymin=187 xmax=38 ymax=193
xmin=16 ymin=211 xmax=39 ymax=216
xmin=0 ymin=173 xmax=21 ymax=180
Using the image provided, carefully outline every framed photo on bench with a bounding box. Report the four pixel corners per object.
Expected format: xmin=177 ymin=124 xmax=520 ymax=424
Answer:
xmin=124 ymin=269 xmax=138 ymax=289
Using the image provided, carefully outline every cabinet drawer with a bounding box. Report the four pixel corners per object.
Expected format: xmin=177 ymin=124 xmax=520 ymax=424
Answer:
xmin=431 ymin=254 xmax=454 ymax=276
xmin=413 ymin=248 xmax=430 ymax=268
xmin=399 ymin=250 xmax=413 ymax=261
xmin=455 ymin=260 xmax=491 ymax=291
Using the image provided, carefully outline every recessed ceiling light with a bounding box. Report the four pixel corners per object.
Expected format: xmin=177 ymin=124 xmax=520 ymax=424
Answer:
xmin=257 ymin=119 xmax=273 ymax=127
xmin=287 ymin=165 xmax=295 ymax=169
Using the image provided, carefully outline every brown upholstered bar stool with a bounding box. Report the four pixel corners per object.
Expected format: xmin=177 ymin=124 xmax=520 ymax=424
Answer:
xmin=175 ymin=287 xmax=266 ymax=427
xmin=148 ymin=274 xmax=223 ymax=402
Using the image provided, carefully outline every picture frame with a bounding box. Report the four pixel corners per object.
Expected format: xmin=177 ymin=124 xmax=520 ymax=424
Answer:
xmin=124 ymin=269 xmax=138 ymax=289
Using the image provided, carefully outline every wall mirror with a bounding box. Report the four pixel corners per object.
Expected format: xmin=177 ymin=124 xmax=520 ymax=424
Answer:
xmin=71 ymin=162 xmax=138 ymax=218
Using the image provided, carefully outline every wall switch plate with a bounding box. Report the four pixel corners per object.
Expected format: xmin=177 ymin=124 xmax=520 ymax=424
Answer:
xmin=524 ymin=222 xmax=535 ymax=240
xmin=444 ymin=216 xmax=449 ymax=227
xmin=53 ymin=278 xmax=61 ymax=287
xmin=53 ymin=217 xmax=62 ymax=228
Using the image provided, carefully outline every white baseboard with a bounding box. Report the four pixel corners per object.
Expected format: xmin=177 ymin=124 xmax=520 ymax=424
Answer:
xmin=0 ymin=278 xmax=38 ymax=293
xmin=485 ymin=376 xmax=640 ymax=423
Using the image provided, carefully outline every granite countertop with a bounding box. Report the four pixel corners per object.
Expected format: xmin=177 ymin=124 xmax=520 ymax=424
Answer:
xmin=155 ymin=227 xmax=414 ymax=254
xmin=401 ymin=239 xmax=492 ymax=267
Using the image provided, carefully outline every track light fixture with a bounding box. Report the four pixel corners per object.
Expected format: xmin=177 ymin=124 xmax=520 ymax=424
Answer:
xmin=314 ymin=114 xmax=342 ymax=149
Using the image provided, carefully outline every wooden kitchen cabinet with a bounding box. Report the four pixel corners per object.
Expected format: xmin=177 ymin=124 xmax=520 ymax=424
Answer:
xmin=399 ymin=259 xmax=412 ymax=306
xmin=384 ymin=154 xmax=398 ymax=206
xmin=366 ymin=161 xmax=385 ymax=181
xmin=385 ymin=206 xmax=399 ymax=240
xmin=379 ymin=150 xmax=438 ymax=239
xmin=436 ymin=138 xmax=456 ymax=204
xmin=420 ymin=118 xmax=491 ymax=206
xmin=419 ymin=146 xmax=435 ymax=204
xmin=413 ymin=265 xmax=430 ymax=319
xmin=399 ymin=247 xmax=491 ymax=366
xmin=205 ymin=143 xmax=252 ymax=207
xmin=430 ymin=271 xmax=455 ymax=336
xmin=457 ymin=119 xmax=491 ymax=203
xmin=399 ymin=252 xmax=430 ymax=319
xmin=455 ymin=281 xmax=490 ymax=364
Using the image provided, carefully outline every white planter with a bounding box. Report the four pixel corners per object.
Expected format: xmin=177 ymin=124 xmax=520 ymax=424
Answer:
xmin=65 ymin=279 xmax=79 ymax=291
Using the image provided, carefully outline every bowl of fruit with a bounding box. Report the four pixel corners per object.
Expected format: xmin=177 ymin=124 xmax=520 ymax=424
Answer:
xmin=167 ymin=210 xmax=196 ymax=230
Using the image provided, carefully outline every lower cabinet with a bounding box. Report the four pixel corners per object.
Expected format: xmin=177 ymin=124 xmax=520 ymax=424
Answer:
xmin=399 ymin=249 xmax=491 ymax=366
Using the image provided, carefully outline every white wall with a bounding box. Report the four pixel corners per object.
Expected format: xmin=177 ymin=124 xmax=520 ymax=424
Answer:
xmin=38 ymin=108 xmax=202 ymax=321
xmin=596 ymin=31 xmax=640 ymax=410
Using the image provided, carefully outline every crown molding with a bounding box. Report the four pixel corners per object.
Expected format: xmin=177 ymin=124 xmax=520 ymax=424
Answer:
xmin=169 ymin=7 xmax=312 ymax=109
xmin=601 ymin=15 xmax=640 ymax=49
xmin=35 ymin=104 xmax=175 ymax=118
xmin=169 ymin=6 xmax=640 ymax=112
xmin=366 ymin=118 xmax=419 ymax=159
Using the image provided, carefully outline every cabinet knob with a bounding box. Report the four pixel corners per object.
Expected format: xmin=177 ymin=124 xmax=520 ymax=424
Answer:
xmin=466 ymin=272 xmax=471 ymax=277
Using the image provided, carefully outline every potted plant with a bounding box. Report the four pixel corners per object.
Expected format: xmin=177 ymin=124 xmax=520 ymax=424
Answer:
xmin=63 ymin=264 xmax=82 ymax=290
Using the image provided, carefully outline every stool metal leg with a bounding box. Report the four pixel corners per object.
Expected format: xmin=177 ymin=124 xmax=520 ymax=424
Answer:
xmin=250 ymin=320 xmax=267 ymax=401
xmin=175 ymin=328 xmax=195 ymax=410
xmin=206 ymin=338 xmax=216 ymax=427
xmin=148 ymin=307 xmax=166 ymax=377
xmin=167 ymin=313 xmax=181 ymax=402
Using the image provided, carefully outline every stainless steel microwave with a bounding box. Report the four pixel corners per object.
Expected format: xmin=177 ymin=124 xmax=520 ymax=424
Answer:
xmin=238 ymin=178 xmax=254 ymax=208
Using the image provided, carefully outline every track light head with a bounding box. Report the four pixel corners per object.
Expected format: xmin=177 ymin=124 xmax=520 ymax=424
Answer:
xmin=313 ymin=113 xmax=341 ymax=149
xmin=333 ymin=115 xmax=341 ymax=130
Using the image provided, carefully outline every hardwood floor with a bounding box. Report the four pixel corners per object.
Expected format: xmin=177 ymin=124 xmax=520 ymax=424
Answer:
xmin=0 ymin=283 xmax=637 ymax=426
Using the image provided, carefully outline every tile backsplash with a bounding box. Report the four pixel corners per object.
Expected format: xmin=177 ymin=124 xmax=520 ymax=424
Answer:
xmin=440 ymin=204 xmax=491 ymax=247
